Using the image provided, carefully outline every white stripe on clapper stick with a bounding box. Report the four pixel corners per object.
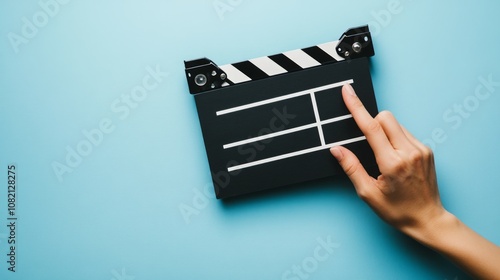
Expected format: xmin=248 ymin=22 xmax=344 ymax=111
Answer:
xmin=219 ymin=64 xmax=251 ymax=84
xmin=283 ymin=49 xmax=321 ymax=69
xmin=249 ymin=56 xmax=287 ymax=76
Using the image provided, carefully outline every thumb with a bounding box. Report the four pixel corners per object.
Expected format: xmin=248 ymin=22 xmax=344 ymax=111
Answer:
xmin=330 ymin=146 xmax=374 ymax=198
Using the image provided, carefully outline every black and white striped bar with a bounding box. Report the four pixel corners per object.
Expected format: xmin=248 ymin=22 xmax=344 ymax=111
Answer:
xmin=219 ymin=41 xmax=345 ymax=85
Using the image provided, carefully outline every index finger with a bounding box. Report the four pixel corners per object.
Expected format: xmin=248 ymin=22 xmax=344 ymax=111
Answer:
xmin=342 ymin=84 xmax=395 ymax=162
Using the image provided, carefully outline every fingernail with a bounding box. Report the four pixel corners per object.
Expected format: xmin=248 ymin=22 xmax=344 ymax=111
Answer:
xmin=330 ymin=147 xmax=343 ymax=161
xmin=344 ymin=83 xmax=357 ymax=97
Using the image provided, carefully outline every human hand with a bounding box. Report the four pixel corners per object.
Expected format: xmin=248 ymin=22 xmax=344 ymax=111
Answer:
xmin=330 ymin=84 xmax=447 ymax=235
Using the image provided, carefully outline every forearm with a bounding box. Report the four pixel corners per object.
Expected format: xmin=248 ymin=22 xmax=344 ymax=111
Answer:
xmin=405 ymin=211 xmax=500 ymax=279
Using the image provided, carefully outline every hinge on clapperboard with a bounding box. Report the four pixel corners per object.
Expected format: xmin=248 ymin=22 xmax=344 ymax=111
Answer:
xmin=184 ymin=25 xmax=374 ymax=94
xmin=184 ymin=25 xmax=378 ymax=199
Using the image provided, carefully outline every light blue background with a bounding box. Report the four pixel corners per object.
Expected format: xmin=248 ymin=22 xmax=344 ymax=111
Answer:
xmin=1 ymin=1 xmax=499 ymax=279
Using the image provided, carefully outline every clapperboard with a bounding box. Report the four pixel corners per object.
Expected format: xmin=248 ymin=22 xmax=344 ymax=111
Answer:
xmin=185 ymin=26 xmax=379 ymax=199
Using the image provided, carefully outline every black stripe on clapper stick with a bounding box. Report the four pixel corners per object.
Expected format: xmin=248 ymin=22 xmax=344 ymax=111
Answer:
xmin=268 ymin=54 xmax=302 ymax=72
xmin=232 ymin=61 xmax=269 ymax=80
xmin=302 ymin=46 xmax=334 ymax=64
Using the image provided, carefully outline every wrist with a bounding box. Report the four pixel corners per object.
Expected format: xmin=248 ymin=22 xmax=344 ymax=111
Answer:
xmin=400 ymin=209 xmax=500 ymax=279
xmin=400 ymin=208 xmax=459 ymax=249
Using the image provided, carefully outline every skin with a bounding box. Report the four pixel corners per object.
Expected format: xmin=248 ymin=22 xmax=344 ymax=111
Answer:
xmin=330 ymin=84 xmax=500 ymax=279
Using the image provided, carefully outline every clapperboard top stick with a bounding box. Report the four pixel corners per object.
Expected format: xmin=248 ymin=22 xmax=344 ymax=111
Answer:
xmin=184 ymin=25 xmax=379 ymax=199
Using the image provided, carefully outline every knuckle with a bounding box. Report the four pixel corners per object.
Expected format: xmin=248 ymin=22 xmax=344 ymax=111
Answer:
xmin=386 ymin=156 xmax=407 ymax=174
xmin=343 ymin=160 xmax=360 ymax=177
xmin=357 ymin=189 xmax=370 ymax=200
xmin=392 ymin=163 xmax=406 ymax=174
xmin=422 ymin=146 xmax=434 ymax=159
xmin=376 ymin=110 xmax=393 ymax=122
xmin=408 ymin=149 xmax=423 ymax=164
xmin=365 ymin=119 xmax=382 ymax=135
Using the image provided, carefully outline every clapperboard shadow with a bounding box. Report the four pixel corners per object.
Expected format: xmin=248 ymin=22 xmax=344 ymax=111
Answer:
xmin=185 ymin=26 xmax=379 ymax=199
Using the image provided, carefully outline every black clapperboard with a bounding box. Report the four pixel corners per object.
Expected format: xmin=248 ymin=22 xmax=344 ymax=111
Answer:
xmin=184 ymin=26 xmax=379 ymax=199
